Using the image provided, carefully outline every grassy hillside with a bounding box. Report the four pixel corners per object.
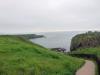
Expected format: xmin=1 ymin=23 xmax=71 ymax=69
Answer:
xmin=0 ymin=35 xmax=84 ymax=75
xmin=72 ymin=47 xmax=100 ymax=57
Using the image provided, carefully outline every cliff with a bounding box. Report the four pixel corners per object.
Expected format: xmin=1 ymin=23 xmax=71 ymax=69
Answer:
xmin=70 ymin=31 xmax=100 ymax=51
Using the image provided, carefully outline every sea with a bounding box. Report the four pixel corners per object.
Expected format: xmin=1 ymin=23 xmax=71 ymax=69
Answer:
xmin=30 ymin=31 xmax=86 ymax=52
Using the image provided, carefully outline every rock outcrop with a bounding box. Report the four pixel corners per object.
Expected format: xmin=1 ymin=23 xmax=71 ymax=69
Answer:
xmin=51 ymin=48 xmax=66 ymax=52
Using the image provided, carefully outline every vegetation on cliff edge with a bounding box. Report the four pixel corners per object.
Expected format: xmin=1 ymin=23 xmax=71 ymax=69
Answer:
xmin=70 ymin=31 xmax=100 ymax=51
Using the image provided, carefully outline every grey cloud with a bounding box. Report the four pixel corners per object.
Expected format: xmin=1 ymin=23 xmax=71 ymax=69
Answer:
xmin=0 ymin=0 xmax=100 ymax=33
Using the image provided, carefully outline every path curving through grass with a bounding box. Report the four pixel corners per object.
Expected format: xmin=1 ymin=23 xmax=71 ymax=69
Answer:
xmin=76 ymin=60 xmax=95 ymax=75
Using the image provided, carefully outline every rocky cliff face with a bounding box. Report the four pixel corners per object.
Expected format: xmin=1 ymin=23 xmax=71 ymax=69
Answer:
xmin=70 ymin=31 xmax=100 ymax=51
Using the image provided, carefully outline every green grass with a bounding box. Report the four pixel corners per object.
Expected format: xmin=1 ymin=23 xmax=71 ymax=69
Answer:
xmin=72 ymin=47 xmax=100 ymax=57
xmin=0 ymin=35 xmax=84 ymax=75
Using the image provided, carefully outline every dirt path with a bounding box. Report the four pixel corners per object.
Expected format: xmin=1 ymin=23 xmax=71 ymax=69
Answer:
xmin=76 ymin=60 xmax=95 ymax=75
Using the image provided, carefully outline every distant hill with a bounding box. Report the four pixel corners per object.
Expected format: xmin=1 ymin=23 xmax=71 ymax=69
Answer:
xmin=70 ymin=31 xmax=100 ymax=51
xmin=17 ymin=34 xmax=44 ymax=39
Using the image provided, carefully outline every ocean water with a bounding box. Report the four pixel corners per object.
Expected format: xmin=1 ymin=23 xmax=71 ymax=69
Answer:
xmin=30 ymin=31 xmax=86 ymax=52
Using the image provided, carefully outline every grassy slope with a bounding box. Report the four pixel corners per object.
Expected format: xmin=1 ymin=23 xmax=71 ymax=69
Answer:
xmin=72 ymin=47 xmax=100 ymax=57
xmin=0 ymin=35 xmax=84 ymax=75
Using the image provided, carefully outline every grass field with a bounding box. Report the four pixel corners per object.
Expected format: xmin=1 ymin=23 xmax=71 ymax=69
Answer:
xmin=0 ymin=35 xmax=84 ymax=75
xmin=72 ymin=47 xmax=100 ymax=57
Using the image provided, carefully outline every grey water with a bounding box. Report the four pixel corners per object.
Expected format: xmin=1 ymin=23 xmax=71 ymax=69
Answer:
xmin=30 ymin=31 xmax=86 ymax=52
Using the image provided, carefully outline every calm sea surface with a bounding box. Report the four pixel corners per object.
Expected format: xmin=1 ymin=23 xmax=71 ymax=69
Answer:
xmin=30 ymin=31 xmax=86 ymax=52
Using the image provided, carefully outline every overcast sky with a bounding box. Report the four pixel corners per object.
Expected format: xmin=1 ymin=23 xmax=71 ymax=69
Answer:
xmin=0 ymin=0 xmax=100 ymax=33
